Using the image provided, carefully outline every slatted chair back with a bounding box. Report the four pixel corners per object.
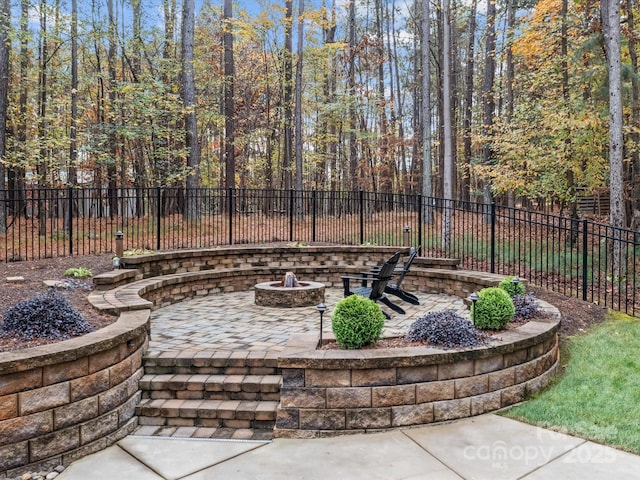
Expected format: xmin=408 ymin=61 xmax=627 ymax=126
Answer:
xmin=392 ymin=246 xmax=421 ymax=290
xmin=368 ymin=252 xmax=401 ymax=300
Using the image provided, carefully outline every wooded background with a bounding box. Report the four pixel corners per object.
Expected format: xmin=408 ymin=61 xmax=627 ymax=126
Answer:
xmin=0 ymin=0 xmax=637 ymax=228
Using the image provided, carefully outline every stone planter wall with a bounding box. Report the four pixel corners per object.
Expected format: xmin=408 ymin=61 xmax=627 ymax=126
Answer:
xmin=119 ymin=246 xmax=411 ymax=278
xmin=275 ymin=303 xmax=560 ymax=438
xmin=0 ymin=311 xmax=150 ymax=478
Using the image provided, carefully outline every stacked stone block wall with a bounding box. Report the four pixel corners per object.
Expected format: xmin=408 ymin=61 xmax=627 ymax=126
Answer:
xmin=0 ymin=311 xmax=149 ymax=478
xmin=119 ymin=246 xmax=415 ymax=279
xmin=275 ymin=321 xmax=560 ymax=438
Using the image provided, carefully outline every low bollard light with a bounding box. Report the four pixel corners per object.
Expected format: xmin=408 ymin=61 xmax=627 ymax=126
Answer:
xmin=115 ymin=230 xmax=124 ymax=262
xmin=468 ymin=292 xmax=479 ymax=325
xmin=316 ymin=303 xmax=327 ymax=347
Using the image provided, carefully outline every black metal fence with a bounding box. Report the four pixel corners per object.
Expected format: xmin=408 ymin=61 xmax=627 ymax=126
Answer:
xmin=2 ymin=186 xmax=638 ymax=316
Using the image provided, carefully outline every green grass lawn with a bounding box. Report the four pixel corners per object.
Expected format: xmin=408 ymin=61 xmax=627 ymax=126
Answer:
xmin=503 ymin=312 xmax=640 ymax=454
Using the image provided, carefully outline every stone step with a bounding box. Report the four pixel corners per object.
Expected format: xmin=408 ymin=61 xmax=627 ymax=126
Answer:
xmin=136 ymin=398 xmax=279 ymax=430
xmin=142 ymin=351 xmax=279 ymax=375
xmin=131 ymin=425 xmax=274 ymax=441
xmin=139 ymin=373 xmax=282 ymax=401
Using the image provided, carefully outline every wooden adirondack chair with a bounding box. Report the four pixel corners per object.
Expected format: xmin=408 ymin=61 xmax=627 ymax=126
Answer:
xmin=368 ymin=246 xmax=421 ymax=305
xmin=341 ymin=252 xmax=405 ymax=319
xmin=385 ymin=246 xmax=421 ymax=305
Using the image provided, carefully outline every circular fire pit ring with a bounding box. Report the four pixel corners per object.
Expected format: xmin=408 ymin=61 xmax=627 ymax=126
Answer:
xmin=254 ymin=280 xmax=325 ymax=308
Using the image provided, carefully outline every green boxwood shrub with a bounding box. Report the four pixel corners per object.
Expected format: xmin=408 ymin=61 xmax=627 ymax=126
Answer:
xmin=498 ymin=276 xmax=525 ymax=297
xmin=472 ymin=287 xmax=515 ymax=330
xmin=331 ymin=295 xmax=385 ymax=349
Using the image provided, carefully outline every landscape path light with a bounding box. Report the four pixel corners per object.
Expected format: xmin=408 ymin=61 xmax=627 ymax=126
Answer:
xmin=316 ymin=303 xmax=327 ymax=347
xmin=468 ymin=292 xmax=479 ymax=325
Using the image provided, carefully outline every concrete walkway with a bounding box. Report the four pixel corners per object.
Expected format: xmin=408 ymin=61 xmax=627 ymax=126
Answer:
xmin=58 ymin=414 xmax=639 ymax=480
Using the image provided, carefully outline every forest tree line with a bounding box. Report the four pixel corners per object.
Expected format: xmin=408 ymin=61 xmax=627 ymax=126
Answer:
xmin=0 ymin=0 xmax=637 ymax=229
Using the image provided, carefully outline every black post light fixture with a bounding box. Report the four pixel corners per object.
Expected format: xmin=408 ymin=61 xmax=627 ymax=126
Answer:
xmin=114 ymin=230 xmax=124 ymax=269
xmin=468 ymin=292 xmax=479 ymax=325
xmin=403 ymin=225 xmax=411 ymax=246
xmin=316 ymin=303 xmax=327 ymax=347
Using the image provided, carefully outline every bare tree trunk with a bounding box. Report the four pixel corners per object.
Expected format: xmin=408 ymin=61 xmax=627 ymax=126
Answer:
xmin=481 ymin=0 xmax=497 ymax=208
xmin=107 ymin=0 xmax=118 ymax=217
xmin=436 ymin=1 xmax=444 ymax=198
xmin=462 ymin=0 xmax=477 ymax=205
xmin=375 ymin=0 xmax=391 ymax=194
xmin=421 ymin=0 xmax=433 ymax=223
xmin=223 ymin=0 xmax=235 ymax=189
xmin=560 ymin=0 xmax=579 ymax=242
xmin=183 ymin=0 xmax=200 ymax=220
xmin=11 ymin=0 xmax=29 ymax=218
xmin=626 ymin=0 xmax=640 ymax=231
xmin=450 ymin=0 xmax=459 ymax=199
xmin=261 ymin=37 xmax=274 ymax=190
xmin=601 ymin=0 xmax=625 ymax=276
xmin=69 ymin=0 xmax=78 ymax=187
xmin=283 ymin=1 xmax=293 ymax=190
xmin=164 ymin=0 xmax=176 ymax=62
xmin=37 ymin=0 xmax=49 ymax=234
xmin=321 ymin=0 xmax=337 ymax=190
xmin=131 ymin=0 xmax=146 ymax=216
xmin=294 ymin=0 xmax=304 ymax=194
xmin=0 ymin=0 xmax=9 ymax=233
xmin=505 ymin=0 xmax=516 ymax=212
xmin=442 ymin=0 xmax=452 ymax=249
xmin=348 ymin=0 xmax=358 ymax=190
xmin=294 ymin=0 xmax=304 ymax=215
xmin=64 ymin=0 xmax=78 ymax=233
xmin=157 ymin=0 xmax=176 ymax=184
xmin=390 ymin=0 xmax=408 ymax=193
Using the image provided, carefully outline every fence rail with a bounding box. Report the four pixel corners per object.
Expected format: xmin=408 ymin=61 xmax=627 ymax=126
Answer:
xmin=1 ymin=186 xmax=638 ymax=316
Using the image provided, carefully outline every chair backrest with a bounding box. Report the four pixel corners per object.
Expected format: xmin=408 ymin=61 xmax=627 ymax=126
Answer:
xmin=369 ymin=252 xmax=401 ymax=300
xmin=393 ymin=246 xmax=421 ymax=288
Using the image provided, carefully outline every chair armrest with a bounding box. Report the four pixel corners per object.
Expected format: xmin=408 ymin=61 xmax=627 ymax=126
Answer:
xmin=342 ymin=275 xmax=374 ymax=294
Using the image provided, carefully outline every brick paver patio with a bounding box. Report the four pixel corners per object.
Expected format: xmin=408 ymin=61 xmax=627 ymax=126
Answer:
xmin=148 ymin=289 xmax=469 ymax=356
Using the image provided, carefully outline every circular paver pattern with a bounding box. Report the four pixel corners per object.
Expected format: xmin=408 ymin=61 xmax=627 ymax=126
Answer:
xmin=149 ymin=289 xmax=468 ymax=355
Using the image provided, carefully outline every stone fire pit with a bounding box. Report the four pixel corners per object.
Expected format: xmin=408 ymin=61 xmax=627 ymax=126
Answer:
xmin=254 ymin=280 xmax=325 ymax=308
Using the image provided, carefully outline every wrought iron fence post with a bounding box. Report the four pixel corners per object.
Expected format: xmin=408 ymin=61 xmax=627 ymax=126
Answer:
xmin=228 ymin=187 xmax=234 ymax=245
xmin=359 ymin=190 xmax=364 ymax=245
xmin=490 ymin=202 xmax=496 ymax=273
xmin=582 ymin=219 xmax=588 ymax=301
xmin=417 ymin=194 xmax=423 ymax=249
xmin=156 ymin=186 xmax=161 ymax=251
xmin=312 ymin=190 xmax=317 ymax=242
xmin=289 ymin=188 xmax=294 ymax=241
xmin=68 ymin=186 xmax=73 ymax=256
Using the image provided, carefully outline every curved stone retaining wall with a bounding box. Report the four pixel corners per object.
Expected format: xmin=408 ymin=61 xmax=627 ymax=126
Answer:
xmin=90 ymin=247 xmax=464 ymax=315
xmin=0 ymin=311 xmax=149 ymax=478
xmin=274 ymin=306 xmax=560 ymax=438
xmin=1 ymin=246 xmax=563 ymax=475
xmin=117 ymin=246 xmax=414 ymax=279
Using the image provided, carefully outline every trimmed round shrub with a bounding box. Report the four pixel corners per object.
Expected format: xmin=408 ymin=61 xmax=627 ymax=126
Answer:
xmin=498 ymin=276 xmax=526 ymax=297
xmin=472 ymin=287 xmax=515 ymax=330
xmin=0 ymin=290 xmax=94 ymax=340
xmin=513 ymin=293 xmax=540 ymax=320
xmin=331 ymin=295 xmax=385 ymax=349
xmin=405 ymin=310 xmax=485 ymax=349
